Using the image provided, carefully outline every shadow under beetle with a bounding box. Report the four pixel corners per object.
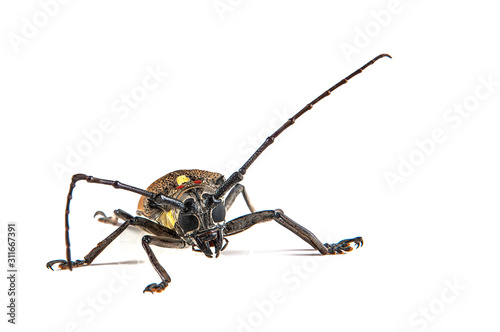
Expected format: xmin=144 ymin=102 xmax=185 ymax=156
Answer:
xmin=47 ymin=54 xmax=391 ymax=293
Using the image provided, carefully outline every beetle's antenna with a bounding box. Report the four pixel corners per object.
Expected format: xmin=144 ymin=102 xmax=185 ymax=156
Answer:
xmin=64 ymin=174 xmax=185 ymax=270
xmin=214 ymin=53 xmax=391 ymax=200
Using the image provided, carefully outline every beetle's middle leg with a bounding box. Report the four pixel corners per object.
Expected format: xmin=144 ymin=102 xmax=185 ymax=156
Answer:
xmin=94 ymin=210 xmax=120 ymax=226
xmin=224 ymin=184 xmax=256 ymax=213
xmin=224 ymin=210 xmax=362 ymax=255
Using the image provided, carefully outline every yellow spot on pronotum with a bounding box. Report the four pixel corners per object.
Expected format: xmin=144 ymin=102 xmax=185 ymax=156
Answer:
xmin=176 ymin=175 xmax=190 ymax=186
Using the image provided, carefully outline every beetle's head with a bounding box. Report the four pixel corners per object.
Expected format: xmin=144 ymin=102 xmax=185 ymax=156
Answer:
xmin=174 ymin=192 xmax=226 ymax=258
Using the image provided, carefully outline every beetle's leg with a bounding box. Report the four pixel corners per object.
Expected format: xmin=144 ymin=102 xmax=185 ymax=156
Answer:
xmin=224 ymin=184 xmax=256 ymax=213
xmin=94 ymin=211 xmax=120 ymax=226
xmin=47 ymin=209 xmax=184 ymax=270
xmin=113 ymin=209 xmax=181 ymax=238
xmin=47 ymin=218 xmax=134 ymax=270
xmin=224 ymin=210 xmax=362 ymax=255
xmin=141 ymin=235 xmax=187 ymax=294
xmin=117 ymin=210 xmax=187 ymax=293
xmin=46 ymin=259 xmax=87 ymax=270
xmin=63 ymin=173 xmax=185 ymax=270
xmin=273 ymin=210 xmax=363 ymax=254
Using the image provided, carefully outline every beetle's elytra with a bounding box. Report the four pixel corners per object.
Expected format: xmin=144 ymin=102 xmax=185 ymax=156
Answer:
xmin=47 ymin=54 xmax=391 ymax=293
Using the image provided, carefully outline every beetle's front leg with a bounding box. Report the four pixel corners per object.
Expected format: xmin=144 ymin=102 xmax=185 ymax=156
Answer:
xmin=274 ymin=210 xmax=363 ymax=254
xmin=141 ymin=235 xmax=187 ymax=294
xmin=224 ymin=210 xmax=362 ymax=255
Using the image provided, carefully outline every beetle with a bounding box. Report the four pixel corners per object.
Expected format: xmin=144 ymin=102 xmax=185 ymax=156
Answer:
xmin=47 ymin=54 xmax=391 ymax=293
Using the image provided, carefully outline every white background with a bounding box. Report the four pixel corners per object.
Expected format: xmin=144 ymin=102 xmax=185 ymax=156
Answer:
xmin=1 ymin=1 xmax=499 ymax=331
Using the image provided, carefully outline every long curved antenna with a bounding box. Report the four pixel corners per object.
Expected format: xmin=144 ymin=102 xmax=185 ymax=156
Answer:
xmin=64 ymin=174 xmax=185 ymax=270
xmin=214 ymin=53 xmax=391 ymax=200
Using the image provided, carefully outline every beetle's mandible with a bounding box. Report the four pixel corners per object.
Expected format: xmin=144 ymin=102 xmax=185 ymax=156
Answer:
xmin=47 ymin=54 xmax=391 ymax=293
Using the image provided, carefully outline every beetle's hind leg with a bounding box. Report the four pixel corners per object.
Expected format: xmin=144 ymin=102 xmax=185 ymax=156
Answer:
xmin=224 ymin=209 xmax=362 ymax=255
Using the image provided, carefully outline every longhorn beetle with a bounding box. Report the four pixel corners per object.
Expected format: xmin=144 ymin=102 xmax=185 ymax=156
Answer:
xmin=47 ymin=54 xmax=391 ymax=293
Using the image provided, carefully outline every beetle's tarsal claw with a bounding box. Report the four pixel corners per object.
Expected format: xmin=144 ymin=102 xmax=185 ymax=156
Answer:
xmin=46 ymin=259 xmax=87 ymax=270
xmin=324 ymin=236 xmax=364 ymax=255
xmin=221 ymin=238 xmax=229 ymax=252
xmin=94 ymin=211 xmax=119 ymax=225
xmin=143 ymin=281 xmax=168 ymax=294
xmin=356 ymin=237 xmax=364 ymax=248
xmin=94 ymin=210 xmax=106 ymax=218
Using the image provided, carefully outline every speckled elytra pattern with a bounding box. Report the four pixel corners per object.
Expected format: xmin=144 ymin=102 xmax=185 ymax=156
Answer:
xmin=137 ymin=169 xmax=225 ymax=222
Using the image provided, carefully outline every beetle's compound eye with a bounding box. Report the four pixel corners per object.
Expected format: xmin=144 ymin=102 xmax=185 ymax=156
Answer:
xmin=178 ymin=214 xmax=199 ymax=233
xmin=211 ymin=203 xmax=226 ymax=223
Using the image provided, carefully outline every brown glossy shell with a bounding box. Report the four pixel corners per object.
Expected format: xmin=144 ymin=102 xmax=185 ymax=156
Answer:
xmin=137 ymin=169 xmax=225 ymax=227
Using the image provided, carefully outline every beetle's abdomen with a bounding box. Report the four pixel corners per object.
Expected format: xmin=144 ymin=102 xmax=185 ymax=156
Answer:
xmin=137 ymin=169 xmax=225 ymax=229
